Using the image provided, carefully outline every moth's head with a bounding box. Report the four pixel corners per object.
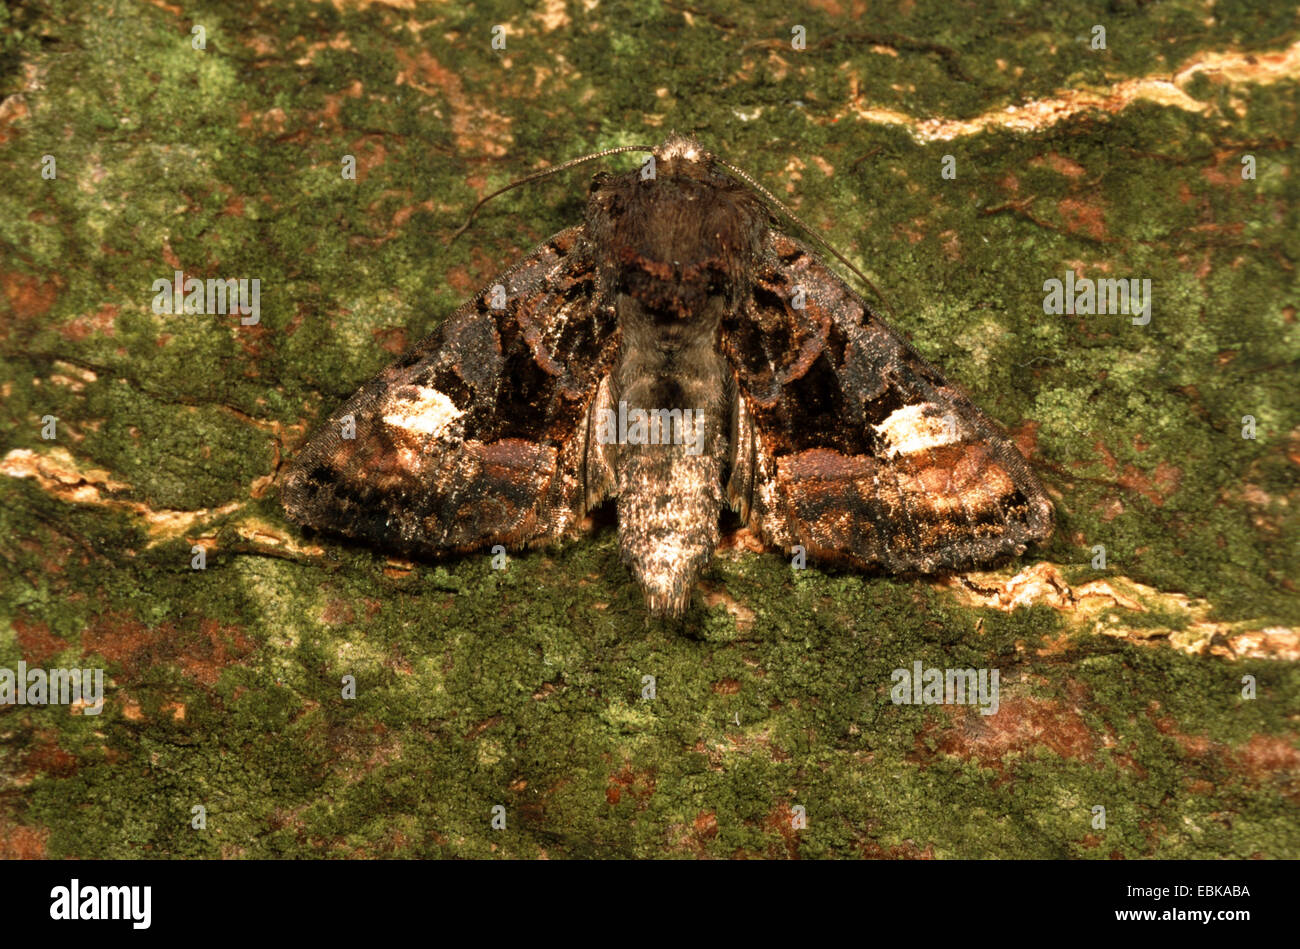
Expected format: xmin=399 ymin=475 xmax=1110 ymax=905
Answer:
xmin=585 ymin=133 xmax=766 ymax=325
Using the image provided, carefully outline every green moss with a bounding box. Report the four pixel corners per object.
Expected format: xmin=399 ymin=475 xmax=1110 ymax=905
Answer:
xmin=0 ymin=0 xmax=1296 ymax=859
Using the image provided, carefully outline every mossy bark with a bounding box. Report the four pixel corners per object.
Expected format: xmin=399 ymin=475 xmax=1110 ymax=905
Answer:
xmin=0 ymin=0 xmax=1296 ymax=858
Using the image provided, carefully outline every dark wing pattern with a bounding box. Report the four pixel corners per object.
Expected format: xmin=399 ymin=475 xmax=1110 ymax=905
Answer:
xmin=281 ymin=226 xmax=618 ymax=555
xmin=722 ymin=232 xmax=1053 ymax=572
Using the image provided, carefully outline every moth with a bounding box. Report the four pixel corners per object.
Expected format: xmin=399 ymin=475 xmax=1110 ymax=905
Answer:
xmin=281 ymin=134 xmax=1053 ymax=617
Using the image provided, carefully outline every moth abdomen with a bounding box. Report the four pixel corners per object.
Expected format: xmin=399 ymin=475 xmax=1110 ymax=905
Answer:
xmin=616 ymin=449 xmax=726 ymax=618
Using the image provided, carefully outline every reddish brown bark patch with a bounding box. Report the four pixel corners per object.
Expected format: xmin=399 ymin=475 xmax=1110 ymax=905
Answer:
xmin=1231 ymin=734 xmax=1300 ymax=788
xmin=60 ymin=304 xmax=119 ymax=341
xmin=176 ymin=619 xmax=256 ymax=687
xmin=321 ymin=598 xmax=356 ymax=626
xmin=82 ymin=611 xmax=254 ymax=686
xmin=605 ymin=765 xmax=656 ymax=806
xmin=1010 ymin=420 xmax=1042 ymax=460
xmin=82 ymin=610 xmax=162 ymax=676
xmin=693 ymin=810 xmax=718 ymax=838
xmin=762 ymin=803 xmax=802 ymax=859
xmin=0 ymin=821 xmax=48 ymax=859
xmin=13 ymin=614 xmax=69 ymax=665
xmin=1032 ymin=153 xmax=1087 ymax=178
xmin=1057 ymin=197 xmax=1107 ymax=241
xmin=1118 ymin=462 xmax=1183 ymax=506
xmin=23 ymin=733 xmax=79 ymax=779
xmin=1 ymin=271 xmax=58 ymax=320
xmin=919 ymin=696 xmax=1096 ymax=769
xmin=372 ymin=325 xmax=408 ymax=355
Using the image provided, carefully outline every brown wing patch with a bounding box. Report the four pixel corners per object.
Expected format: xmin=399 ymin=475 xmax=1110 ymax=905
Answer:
xmin=432 ymin=439 xmax=559 ymax=545
xmin=776 ymin=439 xmax=1044 ymax=572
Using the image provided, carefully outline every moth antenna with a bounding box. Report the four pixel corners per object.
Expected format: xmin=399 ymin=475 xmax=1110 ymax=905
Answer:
xmin=449 ymin=144 xmax=656 ymax=244
xmin=713 ymin=157 xmax=897 ymax=319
